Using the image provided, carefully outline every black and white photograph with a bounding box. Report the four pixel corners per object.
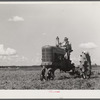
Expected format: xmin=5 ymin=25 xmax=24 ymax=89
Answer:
xmin=0 ymin=1 xmax=99 ymax=91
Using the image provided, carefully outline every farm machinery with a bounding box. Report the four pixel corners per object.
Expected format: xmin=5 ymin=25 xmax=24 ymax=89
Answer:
xmin=40 ymin=37 xmax=92 ymax=81
xmin=40 ymin=45 xmax=75 ymax=81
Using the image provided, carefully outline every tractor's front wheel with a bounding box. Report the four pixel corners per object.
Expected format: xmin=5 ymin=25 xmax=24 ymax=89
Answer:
xmin=40 ymin=66 xmax=46 ymax=81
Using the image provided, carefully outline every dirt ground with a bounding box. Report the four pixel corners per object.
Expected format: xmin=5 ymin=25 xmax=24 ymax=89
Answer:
xmin=0 ymin=66 xmax=99 ymax=89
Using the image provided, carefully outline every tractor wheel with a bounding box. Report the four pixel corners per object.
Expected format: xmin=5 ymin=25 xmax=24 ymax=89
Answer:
xmin=45 ymin=68 xmax=55 ymax=81
xmin=40 ymin=66 xmax=46 ymax=81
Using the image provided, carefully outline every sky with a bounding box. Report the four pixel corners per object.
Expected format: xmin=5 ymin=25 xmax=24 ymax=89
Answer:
xmin=0 ymin=2 xmax=99 ymax=66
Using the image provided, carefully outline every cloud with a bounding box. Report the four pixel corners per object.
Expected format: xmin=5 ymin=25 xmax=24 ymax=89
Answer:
xmin=79 ymin=42 xmax=98 ymax=49
xmin=21 ymin=56 xmax=28 ymax=61
xmin=0 ymin=45 xmax=29 ymax=65
xmin=0 ymin=54 xmax=29 ymax=66
xmin=0 ymin=44 xmax=17 ymax=56
xmin=32 ymin=53 xmax=41 ymax=65
xmin=8 ymin=16 xmax=24 ymax=22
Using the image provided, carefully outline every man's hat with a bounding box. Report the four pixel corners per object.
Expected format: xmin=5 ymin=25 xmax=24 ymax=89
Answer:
xmin=64 ymin=37 xmax=68 ymax=41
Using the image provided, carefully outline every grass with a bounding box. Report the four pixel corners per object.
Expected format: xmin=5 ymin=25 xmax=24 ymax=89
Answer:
xmin=0 ymin=67 xmax=99 ymax=89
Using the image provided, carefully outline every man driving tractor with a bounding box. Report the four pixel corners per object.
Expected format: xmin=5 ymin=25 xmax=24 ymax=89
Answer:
xmin=56 ymin=36 xmax=73 ymax=60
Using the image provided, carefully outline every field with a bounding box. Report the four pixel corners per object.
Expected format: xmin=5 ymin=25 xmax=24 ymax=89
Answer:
xmin=0 ymin=66 xmax=100 ymax=89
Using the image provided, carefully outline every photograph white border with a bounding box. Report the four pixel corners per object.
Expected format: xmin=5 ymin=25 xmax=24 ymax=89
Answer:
xmin=0 ymin=90 xmax=100 ymax=99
